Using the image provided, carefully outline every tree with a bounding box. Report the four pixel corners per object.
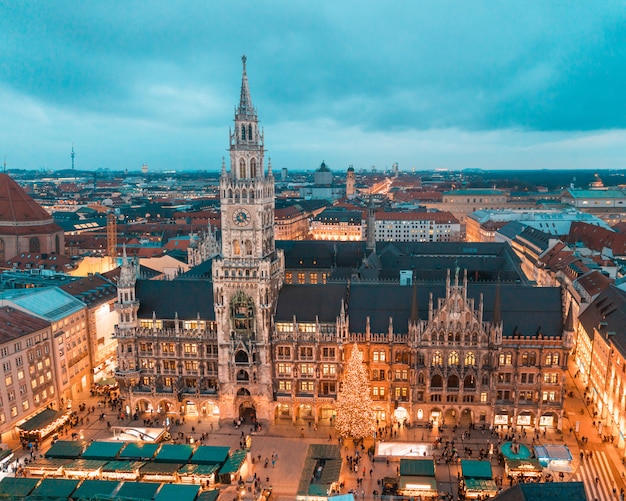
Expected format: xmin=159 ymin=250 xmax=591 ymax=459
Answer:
xmin=335 ymin=343 xmax=375 ymax=440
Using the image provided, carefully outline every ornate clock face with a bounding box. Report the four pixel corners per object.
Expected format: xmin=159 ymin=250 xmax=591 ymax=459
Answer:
xmin=233 ymin=208 xmax=251 ymax=226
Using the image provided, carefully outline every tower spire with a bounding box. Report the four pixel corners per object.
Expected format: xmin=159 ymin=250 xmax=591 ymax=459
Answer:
xmin=238 ymin=54 xmax=255 ymax=117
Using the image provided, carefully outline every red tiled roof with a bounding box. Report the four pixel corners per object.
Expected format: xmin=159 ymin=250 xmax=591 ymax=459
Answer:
xmin=0 ymin=306 xmax=50 ymax=343
xmin=576 ymin=270 xmax=612 ymax=297
xmin=568 ymin=222 xmax=626 ymax=256
xmin=0 ymin=174 xmax=60 ymax=226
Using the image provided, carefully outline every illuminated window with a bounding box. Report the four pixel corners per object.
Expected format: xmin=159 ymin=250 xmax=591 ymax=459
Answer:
xmin=448 ymin=352 xmax=459 ymax=366
xmin=432 ymin=352 xmax=442 ymax=366
xmin=464 ymin=352 xmax=475 ymax=366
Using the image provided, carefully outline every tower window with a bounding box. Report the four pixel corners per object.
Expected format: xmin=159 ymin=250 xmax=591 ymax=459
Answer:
xmin=248 ymin=124 xmax=253 ymax=140
xmin=241 ymin=124 xmax=246 ymax=141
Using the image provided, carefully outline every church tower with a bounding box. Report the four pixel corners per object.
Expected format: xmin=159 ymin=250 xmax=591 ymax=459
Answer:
xmin=213 ymin=56 xmax=284 ymax=421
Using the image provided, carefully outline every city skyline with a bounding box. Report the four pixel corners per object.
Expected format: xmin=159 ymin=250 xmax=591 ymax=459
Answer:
xmin=1 ymin=2 xmax=626 ymax=172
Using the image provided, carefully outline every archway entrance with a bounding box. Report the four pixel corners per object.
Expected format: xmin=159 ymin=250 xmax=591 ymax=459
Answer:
xmin=460 ymin=408 xmax=473 ymax=427
xmin=443 ymin=408 xmax=457 ymax=427
xmin=239 ymin=401 xmax=256 ymax=422
xmin=394 ymin=406 xmax=409 ymax=424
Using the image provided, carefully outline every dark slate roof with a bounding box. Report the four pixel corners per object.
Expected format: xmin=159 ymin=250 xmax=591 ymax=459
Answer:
xmin=275 ymin=284 xmax=348 ymax=323
xmin=136 ymin=279 xmax=215 ymax=320
xmin=497 ymin=221 xmax=527 ymax=240
xmin=493 ymin=481 xmax=587 ymax=501
xmin=179 ymin=258 xmax=214 ymax=279
xmin=277 ymin=240 xmax=366 ymax=270
xmin=373 ymin=242 xmax=526 ymax=283
xmin=280 ymin=282 xmax=562 ymax=337
xmin=579 ymin=285 xmax=626 ymax=357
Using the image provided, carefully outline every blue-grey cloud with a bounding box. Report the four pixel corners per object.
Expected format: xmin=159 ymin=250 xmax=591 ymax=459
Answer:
xmin=0 ymin=1 xmax=625 ymax=170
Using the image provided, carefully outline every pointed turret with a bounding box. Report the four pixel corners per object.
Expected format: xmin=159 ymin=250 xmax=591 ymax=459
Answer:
xmin=238 ymin=55 xmax=255 ymax=118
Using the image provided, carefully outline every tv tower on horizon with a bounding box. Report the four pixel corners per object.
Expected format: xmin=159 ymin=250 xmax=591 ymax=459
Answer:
xmin=71 ymin=144 xmax=75 ymax=171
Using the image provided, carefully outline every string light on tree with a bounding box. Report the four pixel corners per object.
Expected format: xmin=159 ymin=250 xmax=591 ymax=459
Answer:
xmin=335 ymin=343 xmax=375 ymax=440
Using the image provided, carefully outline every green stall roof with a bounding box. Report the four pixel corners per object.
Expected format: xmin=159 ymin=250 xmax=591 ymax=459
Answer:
xmin=191 ymin=445 xmax=230 ymax=465
xmin=196 ymin=490 xmax=220 ymax=501
xmin=45 ymin=440 xmax=87 ymax=459
xmin=27 ymin=478 xmax=79 ymax=499
xmin=461 ymin=459 xmax=493 ymax=479
xmin=178 ymin=463 xmax=220 ymax=476
xmin=140 ymin=462 xmax=182 ymax=475
xmin=218 ymin=449 xmax=247 ymax=475
xmin=155 ymin=443 xmax=194 ymax=463
xmin=400 ymin=458 xmax=435 ymax=477
xmin=154 ymin=484 xmax=201 ymax=501
xmin=17 ymin=409 xmax=61 ymax=432
xmin=24 ymin=457 xmax=73 ymax=472
xmin=0 ymin=478 xmax=40 ymax=499
xmin=116 ymin=481 xmax=161 ymax=501
xmin=62 ymin=459 xmax=107 ymax=472
xmin=103 ymin=460 xmax=145 ymax=472
xmin=70 ymin=479 xmax=120 ymax=500
xmin=119 ymin=441 xmax=161 ymax=460
xmin=81 ymin=441 xmax=126 ymax=460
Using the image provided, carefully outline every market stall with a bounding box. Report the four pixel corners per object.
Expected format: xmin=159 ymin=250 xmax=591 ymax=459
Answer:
xmin=0 ymin=478 xmax=39 ymax=499
xmin=218 ymin=449 xmax=249 ymax=485
xmin=70 ymin=479 xmax=120 ymax=500
xmin=116 ymin=480 xmax=161 ymax=500
xmin=26 ymin=478 xmax=79 ymax=499
xmin=153 ymin=484 xmax=201 ymax=501
xmin=533 ymin=444 xmax=573 ymax=473
xmin=397 ymin=458 xmax=438 ymax=498
xmin=139 ymin=462 xmax=181 ymax=483
xmin=44 ymin=440 xmax=87 ymax=459
xmin=101 ymin=460 xmax=146 ymax=481
xmin=154 ymin=443 xmax=194 ymax=463
xmin=62 ymin=459 xmax=107 ymax=479
xmin=505 ymin=458 xmax=544 ymax=480
xmin=22 ymin=458 xmax=72 ymax=477
xmin=178 ymin=463 xmax=220 ymax=485
xmin=81 ymin=440 xmax=127 ymax=461
xmin=118 ymin=441 xmax=161 ymax=460
xmin=16 ymin=409 xmax=77 ymax=443
xmin=459 ymin=460 xmax=498 ymax=499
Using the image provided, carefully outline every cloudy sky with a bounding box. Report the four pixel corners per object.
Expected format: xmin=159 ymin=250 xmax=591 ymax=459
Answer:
xmin=1 ymin=1 xmax=626 ymax=172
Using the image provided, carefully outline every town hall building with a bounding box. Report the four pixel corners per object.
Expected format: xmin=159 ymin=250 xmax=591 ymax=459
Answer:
xmin=113 ymin=58 xmax=571 ymax=432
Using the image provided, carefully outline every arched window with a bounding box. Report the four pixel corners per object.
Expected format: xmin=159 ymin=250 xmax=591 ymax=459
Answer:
xmin=431 ymin=374 xmax=443 ymax=388
xmin=29 ymin=237 xmax=40 ymax=253
xmin=236 ymin=369 xmax=249 ymax=382
xmin=464 ymin=352 xmax=475 ymax=367
xmin=233 ymin=240 xmax=241 ymax=255
xmin=241 ymin=124 xmax=246 ymax=141
xmin=432 ymin=352 xmax=442 ymax=366
xmin=235 ymin=350 xmax=249 ymax=364
xmin=521 ymin=352 xmax=529 ymax=366
xmin=417 ymin=372 xmax=425 ymax=385
xmin=250 ymin=158 xmax=257 ymax=178
xmin=447 ymin=375 xmax=459 ymax=388
xmin=499 ymin=352 xmax=512 ymax=366
xmin=529 ymin=352 xmax=537 ymax=365
xmin=545 ymin=353 xmax=552 ymax=365
xmin=245 ymin=240 xmax=252 ymax=255
xmin=448 ymin=351 xmax=459 ymax=366
xmin=416 ymin=352 xmax=425 ymax=366
xmin=481 ymin=374 xmax=489 ymax=385
xmin=248 ymin=124 xmax=253 ymax=140
xmin=464 ymin=375 xmax=476 ymax=388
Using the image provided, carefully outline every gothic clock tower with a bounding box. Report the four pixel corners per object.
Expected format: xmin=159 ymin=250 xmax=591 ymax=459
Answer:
xmin=213 ymin=56 xmax=284 ymax=421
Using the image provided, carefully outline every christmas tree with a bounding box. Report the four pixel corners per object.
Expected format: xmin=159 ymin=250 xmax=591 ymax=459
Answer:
xmin=335 ymin=343 xmax=375 ymax=439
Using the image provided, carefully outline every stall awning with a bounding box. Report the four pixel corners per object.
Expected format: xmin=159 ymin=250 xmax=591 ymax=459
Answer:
xmin=461 ymin=459 xmax=493 ymax=479
xmin=178 ymin=463 xmax=220 ymax=476
xmin=27 ymin=478 xmax=79 ymax=499
xmin=190 ymin=445 xmax=230 ymax=465
xmin=119 ymin=441 xmax=160 ymax=460
xmin=505 ymin=458 xmax=543 ymax=476
xmin=70 ymin=480 xmax=120 ymax=500
xmin=463 ymin=478 xmax=498 ymax=492
xmin=0 ymin=478 xmax=40 ymax=499
xmin=62 ymin=459 xmax=107 ymax=472
xmin=116 ymin=481 xmax=161 ymax=501
xmin=153 ymin=484 xmax=201 ymax=501
xmin=140 ymin=462 xmax=181 ymax=475
xmin=154 ymin=443 xmax=194 ymax=463
xmin=219 ymin=449 xmax=247 ymax=475
xmin=533 ymin=444 xmax=572 ymax=461
xmin=400 ymin=458 xmax=435 ymax=477
xmin=45 ymin=440 xmax=87 ymax=459
xmin=17 ymin=409 xmax=61 ymax=432
xmin=81 ymin=441 xmax=127 ymax=460
xmin=196 ymin=490 xmax=220 ymax=501
xmin=96 ymin=377 xmax=118 ymax=387
xmin=102 ymin=460 xmax=145 ymax=472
